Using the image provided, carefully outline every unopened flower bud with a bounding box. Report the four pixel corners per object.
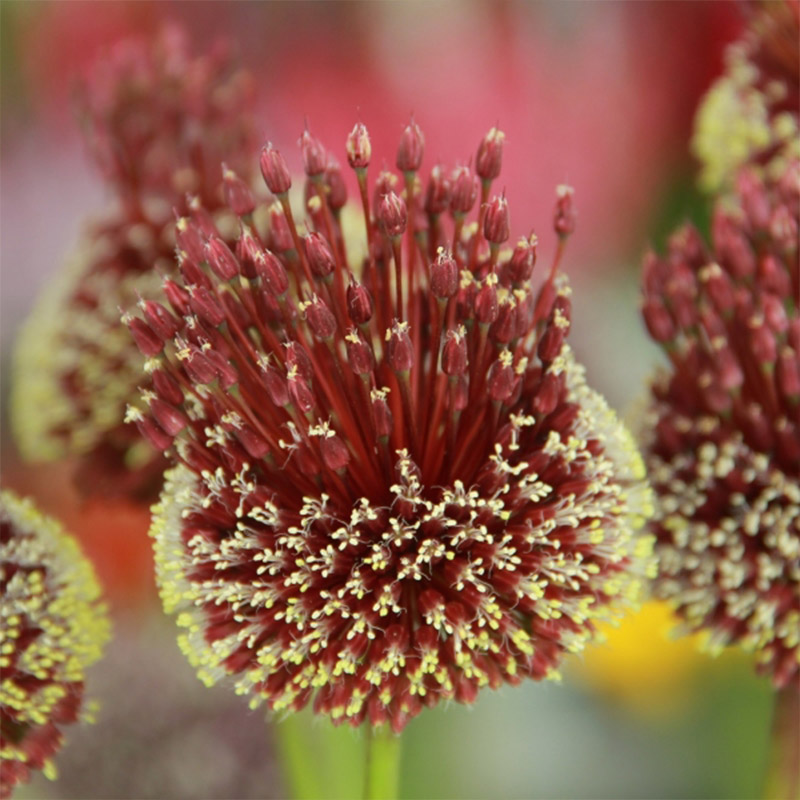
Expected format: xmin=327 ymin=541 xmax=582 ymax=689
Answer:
xmin=301 ymin=128 xmax=327 ymax=177
xmin=430 ymin=249 xmax=459 ymax=298
xmin=346 ymin=123 xmax=371 ymax=169
xmin=133 ymin=412 xmax=173 ymax=451
xmin=508 ymin=235 xmax=538 ymax=283
xmin=152 ymin=368 xmax=184 ymax=406
xmin=379 ymin=191 xmax=408 ymax=238
xmin=260 ymin=143 xmax=292 ymax=194
xmin=737 ymin=169 xmax=771 ymax=230
xmin=474 ymin=276 xmax=499 ymax=324
xmin=175 ymin=216 xmax=207 ymax=267
xmin=373 ymin=171 xmax=399 ymax=217
xmin=396 ymin=118 xmax=424 ymax=173
xmin=642 ymin=298 xmax=676 ymax=343
xmin=126 ymin=315 xmax=164 ymax=357
xmin=346 ymin=329 xmax=375 ymax=375
xmin=256 ymin=249 xmax=289 ymax=296
xmin=303 ymin=233 xmax=336 ymax=279
xmin=222 ymin=164 xmax=255 ymax=216
xmin=442 ymin=327 xmax=468 ymax=375
xmin=236 ymin=424 xmax=270 ymax=459
xmin=260 ymin=359 xmax=289 ymax=407
xmin=347 ymin=279 xmax=373 ymax=324
xmin=163 ymin=278 xmax=191 ymax=316
xmin=713 ymin=210 xmax=755 ymax=278
xmin=324 ymin=161 xmax=347 ymax=210
xmin=319 ymin=431 xmax=350 ymax=471
xmin=476 ymin=127 xmax=505 ymax=182
xmin=148 ymin=397 xmax=188 ymax=436
xmin=484 ymin=195 xmax=510 ymax=244
xmin=304 ymin=295 xmax=337 ymax=340
xmin=188 ymin=285 xmax=226 ymax=327
xmin=488 ymin=352 xmax=515 ymax=402
xmin=288 ymin=372 xmax=315 ymax=412
xmin=386 ymin=320 xmax=413 ymax=371
xmin=769 ymin=204 xmax=798 ymax=251
xmin=268 ymin=202 xmax=294 ymax=253
xmin=424 ymin=164 xmax=451 ymax=216
xmin=237 ymin=225 xmax=265 ymax=280
xmin=553 ymin=185 xmax=576 ymax=238
xmin=286 ymin=341 xmax=313 ymax=384
xmin=205 ymin=236 xmax=240 ymax=281
xmin=140 ymin=298 xmax=180 ymax=340
xmin=371 ymin=388 xmax=393 ymax=437
xmin=450 ymin=166 xmax=478 ymax=215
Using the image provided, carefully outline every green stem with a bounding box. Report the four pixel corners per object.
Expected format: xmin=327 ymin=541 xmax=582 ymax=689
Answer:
xmin=763 ymin=682 xmax=800 ymax=800
xmin=364 ymin=725 xmax=402 ymax=800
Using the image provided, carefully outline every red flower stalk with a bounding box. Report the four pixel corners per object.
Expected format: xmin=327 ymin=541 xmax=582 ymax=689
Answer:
xmin=640 ymin=162 xmax=800 ymax=687
xmin=12 ymin=26 xmax=257 ymax=501
xmin=0 ymin=490 xmax=109 ymax=798
xmin=137 ymin=121 xmax=653 ymax=732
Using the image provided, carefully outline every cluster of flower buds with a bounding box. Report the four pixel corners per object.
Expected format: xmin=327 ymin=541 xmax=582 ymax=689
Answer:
xmin=0 ymin=490 xmax=109 ymax=798
xmin=693 ymin=0 xmax=800 ymax=191
xmin=132 ymin=118 xmax=653 ymax=731
xmin=640 ymin=162 xmax=799 ymax=687
xmin=12 ymin=26 xmax=257 ymax=500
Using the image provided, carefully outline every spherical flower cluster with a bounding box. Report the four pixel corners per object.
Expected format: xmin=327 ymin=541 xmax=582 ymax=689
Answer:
xmin=132 ymin=121 xmax=654 ymax=731
xmin=0 ymin=489 xmax=110 ymax=798
xmin=640 ymin=163 xmax=799 ymax=687
xmin=693 ymin=0 xmax=799 ymax=192
xmin=12 ymin=26 xmax=256 ymax=500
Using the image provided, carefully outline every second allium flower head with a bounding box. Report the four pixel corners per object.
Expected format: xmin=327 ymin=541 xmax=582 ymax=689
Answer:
xmin=129 ymin=121 xmax=653 ymax=731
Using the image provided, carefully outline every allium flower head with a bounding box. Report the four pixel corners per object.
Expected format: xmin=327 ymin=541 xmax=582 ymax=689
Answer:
xmin=693 ymin=0 xmax=799 ymax=192
xmin=0 ymin=489 xmax=109 ymax=798
xmin=12 ymin=27 xmax=256 ymax=500
xmin=640 ymin=163 xmax=800 ymax=687
xmin=134 ymin=121 xmax=653 ymax=731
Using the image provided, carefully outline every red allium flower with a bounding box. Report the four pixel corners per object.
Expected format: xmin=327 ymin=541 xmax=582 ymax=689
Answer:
xmin=135 ymin=122 xmax=653 ymax=732
xmin=11 ymin=26 xmax=256 ymax=501
xmin=693 ymin=0 xmax=799 ymax=192
xmin=0 ymin=489 xmax=109 ymax=798
xmin=640 ymin=163 xmax=800 ymax=687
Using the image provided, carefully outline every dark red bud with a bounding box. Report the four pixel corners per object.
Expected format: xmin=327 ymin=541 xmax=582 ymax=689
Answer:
xmin=346 ymin=123 xmax=371 ymax=169
xmin=476 ymin=127 xmax=505 ymax=182
xmin=141 ymin=299 xmax=180 ymax=340
xmin=205 ymin=348 xmax=238 ymax=389
xmin=178 ymin=253 xmax=211 ymax=290
xmin=716 ymin=345 xmax=744 ymax=390
xmin=175 ymin=217 xmax=207 ymax=268
xmin=553 ymin=185 xmax=576 ymax=238
xmin=187 ymin=196 xmax=217 ymax=237
xmin=149 ymin=397 xmax=188 ymax=436
xmin=770 ymin=204 xmax=798 ymax=251
xmin=483 ymin=195 xmax=510 ymax=244
xmin=386 ymin=321 xmax=413 ymax=372
xmin=324 ymin=162 xmax=347 ymax=210
xmin=373 ymin=170 xmax=399 ymax=217
xmin=236 ymin=425 xmax=270 ymax=459
xmin=450 ymin=166 xmax=478 ymax=215
xmin=642 ymin=298 xmax=676 ymax=343
xmin=424 ymin=164 xmax=451 ymax=215
xmin=205 ymin=236 xmax=240 ymax=281
xmin=763 ymin=293 xmax=789 ymax=334
xmin=127 ymin=316 xmax=164 ymax=357
xmin=749 ymin=320 xmax=777 ymax=365
xmin=700 ymin=263 xmax=736 ymax=314
xmin=260 ymin=143 xmax=292 ymax=194
xmin=222 ymin=165 xmax=255 ymax=216
xmin=189 ymin=285 xmax=226 ymax=327
xmin=488 ymin=355 xmax=515 ymax=402
xmin=396 ymin=119 xmax=425 ymax=173
xmin=268 ymin=202 xmax=294 ymax=253
xmin=371 ymin=392 xmax=393 ymax=437
xmin=713 ymin=210 xmax=755 ymax=279
xmin=152 ymin=369 xmax=184 ymax=406
xmin=347 ymin=280 xmax=374 ymax=324
xmin=305 ymin=296 xmax=337 ymax=340
xmin=288 ymin=374 xmax=315 ymax=413
xmin=379 ymin=191 xmax=408 ymax=238
xmin=303 ymin=233 xmax=336 ymax=278
xmin=474 ymin=279 xmax=499 ymax=324
xmin=237 ymin=226 xmax=265 ymax=280
xmin=261 ymin=361 xmax=289 ymax=407
xmin=301 ymin=129 xmax=327 ymax=177
xmin=257 ymin=250 xmax=289 ymax=295
xmin=491 ymin=298 xmax=517 ymax=344
xmin=538 ymin=322 xmax=566 ymax=363
xmin=442 ymin=329 xmax=468 ymax=375
xmin=163 ymin=278 xmax=189 ymax=317
xmin=134 ymin=415 xmax=173 ymax=451
xmin=286 ymin=342 xmax=313 ymax=384
xmin=183 ymin=346 xmax=217 ymax=385
xmin=319 ymin=433 xmax=350 ymax=471
xmin=533 ymin=371 xmax=561 ymax=415
xmin=430 ymin=250 xmax=458 ymax=298
xmin=346 ymin=329 xmax=375 ymax=375
xmin=508 ymin=236 xmax=538 ymax=283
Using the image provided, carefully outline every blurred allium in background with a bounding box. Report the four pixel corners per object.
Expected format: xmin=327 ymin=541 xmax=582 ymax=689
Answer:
xmin=0 ymin=490 xmax=109 ymax=798
xmin=11 ymin=27 xmax=256 ymax=501
xmin=641 ymin=165 xmax=799 ymax=686
xmin=693 ymin=0 xmax=799 ymax=192
xmin=137 ymin=121 xmax=654 ymax=732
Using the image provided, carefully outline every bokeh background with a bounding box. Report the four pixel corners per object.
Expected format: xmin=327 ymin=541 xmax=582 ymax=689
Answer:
xmin=0 ymin=1 xmax=775 ymax=798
